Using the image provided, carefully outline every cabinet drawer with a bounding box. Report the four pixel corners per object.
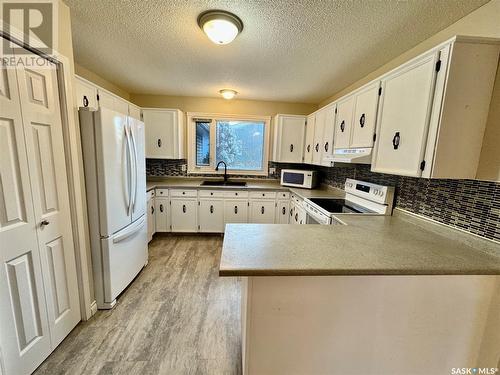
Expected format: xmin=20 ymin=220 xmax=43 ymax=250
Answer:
xmin=147 ymin=189 xmax=155 ymax=199
xmin=199 ymin=190 xmax=225 ymax=198
xmin=291 ymin=194 xmax=303 ymax=204
xmin=249 ymin=191 xmax=277 ymax=200
xmin=223 ymin=190 xmax=249 ymax=199
xmin=170 ymin=189 xmax=197 ymax=198
xmin=155 ymin=188 xmax=169 ymax=197
xmin=276 ymin=191 xmax=290 ymax=200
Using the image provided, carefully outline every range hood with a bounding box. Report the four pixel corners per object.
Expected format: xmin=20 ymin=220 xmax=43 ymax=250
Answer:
xmin=332 ymin=148 xmax=372 ymax=164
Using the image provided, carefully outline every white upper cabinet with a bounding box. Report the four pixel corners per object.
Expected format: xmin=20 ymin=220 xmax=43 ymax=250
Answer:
xmin=320 ymin=104 xmax=336 ymax=166
xmin=303 ymin=113 xmax=315 ymax=164
xmin=372 ymin=38 xmax=500 ymax=178
xmin=142 ymin=108 xmax=185 ymax=159
xmin=98 ymin=89 xmax=129 ymax=115
xmin=311 ymin=109 xmax=326 ymax=165
xmin=272 ymin=114 xmax=306 ymax=163
xmin=74 ymin=76 xmax=97 ymax=109
xmin=350 ymin=82 xmax=380 ymax=148
xmin=128 ymin=103 xmax=141 ymax=121
xmin=334 ymin=95 xmax=355 ymax=149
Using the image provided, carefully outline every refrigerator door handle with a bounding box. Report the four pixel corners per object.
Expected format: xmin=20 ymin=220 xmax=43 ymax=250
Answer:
xmin=113 ymin=217 xmax=145 ymax=244
xmin=130 ymin=120 xmax=139 ymax=212
xmin=124 ymin=124 xmax=133 ymax=217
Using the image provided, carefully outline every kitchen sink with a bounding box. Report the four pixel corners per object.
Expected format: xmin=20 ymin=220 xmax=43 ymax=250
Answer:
xmin=201 ymin=180 xmax=247 ymax=187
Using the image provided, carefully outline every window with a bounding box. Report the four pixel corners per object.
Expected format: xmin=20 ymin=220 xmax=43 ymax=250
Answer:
xmin=188 ymin=113 xmax=270 ymax=175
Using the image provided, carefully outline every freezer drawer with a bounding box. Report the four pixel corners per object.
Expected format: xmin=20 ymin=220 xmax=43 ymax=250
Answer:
xmin=99 ymin=216 xmax=147 ymax=308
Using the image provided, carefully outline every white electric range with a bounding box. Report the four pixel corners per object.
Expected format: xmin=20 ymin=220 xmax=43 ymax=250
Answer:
xmin=304 ymin=178 xmax=395 ymax=225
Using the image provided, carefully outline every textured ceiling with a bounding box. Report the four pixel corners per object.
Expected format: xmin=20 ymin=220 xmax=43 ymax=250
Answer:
xmin=66 ymin=0 xmax=489 ymax=103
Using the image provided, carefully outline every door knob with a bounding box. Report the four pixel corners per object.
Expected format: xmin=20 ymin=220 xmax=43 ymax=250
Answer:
xmin=40 ymin=219 xmax=50 ymax=227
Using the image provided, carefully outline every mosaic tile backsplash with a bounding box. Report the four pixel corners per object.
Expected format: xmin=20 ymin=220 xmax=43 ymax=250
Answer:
xmin=146 ymin=159 xmax=499 ymax=242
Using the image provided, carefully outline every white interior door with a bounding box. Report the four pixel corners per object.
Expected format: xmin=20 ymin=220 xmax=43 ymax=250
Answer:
xmin=95 ymin=107 xmax=131 ymax=235
xmin=130 ymin=117 xmax=146 ymax=222
xmin=0 ymin=50 xmax=52 ymax=375
xmin=372 ymin=52 xmax=439 ymax=176
xmin=15 ymin=52 xmax=80 ymax=348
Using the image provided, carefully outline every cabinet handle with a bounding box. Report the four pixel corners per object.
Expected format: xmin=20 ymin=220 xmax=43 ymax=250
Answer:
xmin=182 ymin=204 xmax=186 ymax=213
xmin=307 ymin=144 xmax=311 ymax=153
xmin=324 ymin=142 xmax=329 ymax=152
xmin=83 ymin=95 xmax=89 ymax=107
xmin=315 ymin=143 xmax=319 ymax=152
xmin=295 ymin=213 xmax=298 ymax=221
xmin=160 ymin=204 xmax=164 ymax=213
xmin=210 ymin=205 xmax=214 ymax=214
xmin=360 ymin=113 xmax=366 ymax=128
xmin=261 ymin=206 xmax=265 ymax=214
xmin=151 ymin=206 xmax=154 ymax=214
xmin=340 ymin=120 xmax=345 ymax=132
xmin=392 ymin=132 xmax=401 ymax=150
xmin=290 ymin=208 xmax=293 ymax=217
xmin=282 ymin=207 xmax=286 ymax=215
xmin=157 ymin=138 xmax=162 ymax=147
xmin=290 ymin=144 xmax=294 ymax=152
xmin=234 ymin=206 xmax=238 ymax=214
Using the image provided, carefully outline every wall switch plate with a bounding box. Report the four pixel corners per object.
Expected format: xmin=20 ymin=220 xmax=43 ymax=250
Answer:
xmin=269 ymin=167 xmax=276 ymax=175
xmin=181 ymin=164 xmax=187 ymax=172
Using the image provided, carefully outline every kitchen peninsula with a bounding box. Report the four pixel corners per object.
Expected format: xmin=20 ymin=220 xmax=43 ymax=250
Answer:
xmin=220 ymin=212 xmax=500 ymax=375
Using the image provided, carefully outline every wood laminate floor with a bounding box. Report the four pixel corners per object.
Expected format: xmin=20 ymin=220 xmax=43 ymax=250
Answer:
xmin=34 ymin=235 xmax=241 ymax=375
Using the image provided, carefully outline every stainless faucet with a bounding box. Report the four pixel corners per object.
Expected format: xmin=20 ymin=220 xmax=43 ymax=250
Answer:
xmin=215 ymin=161 xmax=228 ymax=182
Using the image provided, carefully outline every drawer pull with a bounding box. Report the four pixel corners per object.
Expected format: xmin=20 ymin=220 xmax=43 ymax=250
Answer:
xmin=324 ymin=142 xmax=329 ymax=152
xmin=340 ymin=120 xmax=345 ymax=132
xmin=83 ymin=95 xmax=89 ymax=107
xmin=282 ymin=207 xmax=286 ymax=215
xmin=360 ymin=113 xmax=366 ymax=128
xmin=160 ymin=204 xmax=164 ymax=213
xmin=182 ymin=204 xmax=186 ymax=213
xmin=392 ymin=131 xmax=401 ymax=150
xmin=234 ymin=206 xmax=238 ymax=214
xmin=290 ymin=144 xmax=294 ymax=152
xmin=261 ymin=206 xmax=265 ymax=214
xmin=315 ymin=143 xmax=319 ymax=152
xmin=157 ymin=138 xmax=162 ymax=147
xmin=210 ymin=205 xmax=214 ymax=214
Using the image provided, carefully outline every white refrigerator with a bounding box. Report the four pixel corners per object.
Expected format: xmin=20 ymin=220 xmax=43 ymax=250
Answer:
xmin=79 ymin=106 xmax=147 ymax=309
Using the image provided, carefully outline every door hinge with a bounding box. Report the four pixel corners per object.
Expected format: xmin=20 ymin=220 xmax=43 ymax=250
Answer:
xmin=378 ymin=87 xmax=382 ymax=96
xmin=335 ymin=107 xmax=338 ymax=114
xmin=140 ymin=113 xmax=143 ymax=120
xmin=373 ymin=133 xmax=376 ymax=142
xmin=305 ymin=120 xmax=307 ymax=126
xmin=420 ymin=160 xmax=426 ymax=171
xmin=96 ymin=94 xmax=100 ymax=101
xmin=198 ymin=201 xmax=200 ymax=206
xmin=247 ymin=202 xmax=249 ymax=206
xmin=198 ymin=225 xmax=200 ymax=230
xmin=435 ymin=60 xmax=441 ymax=72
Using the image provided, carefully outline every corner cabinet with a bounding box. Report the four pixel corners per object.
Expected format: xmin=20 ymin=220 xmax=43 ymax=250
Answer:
xmin=272 ymin=114 xmax=306 ymax=163
xmin=372 ymin=38 xmax=500 ymax=178
xmin=142 ymin=108 xmax=185 ymax=159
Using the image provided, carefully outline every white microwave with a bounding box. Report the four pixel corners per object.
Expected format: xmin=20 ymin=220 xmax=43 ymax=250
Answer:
xmin=280 ymin=169 xmax=318 ymax=189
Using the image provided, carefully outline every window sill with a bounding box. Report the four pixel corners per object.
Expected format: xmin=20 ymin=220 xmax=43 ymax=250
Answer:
xmin=188 ymin=169 xmax=269 ymax=177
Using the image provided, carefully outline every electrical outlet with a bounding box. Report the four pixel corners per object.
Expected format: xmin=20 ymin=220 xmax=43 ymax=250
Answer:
xmin=181 ymin=164 xmax=187 ymax=172
xmin=269 ymin=167 xmax=276 ymax=175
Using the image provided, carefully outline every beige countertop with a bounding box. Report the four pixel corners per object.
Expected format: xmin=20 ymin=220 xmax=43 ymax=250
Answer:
xmin=219 ymin=210 xmax=500 ymax=276
xmin=146 ymin=177 xmax=344 ymax=200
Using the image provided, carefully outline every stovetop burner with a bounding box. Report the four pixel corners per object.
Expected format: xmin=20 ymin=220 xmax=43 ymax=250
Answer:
xmin=308 ymin=198 xmax=371 ymax=214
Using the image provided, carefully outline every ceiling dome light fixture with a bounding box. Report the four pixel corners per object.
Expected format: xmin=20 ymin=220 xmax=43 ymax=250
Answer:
xmin=219 ymin=89 xmax=238 ymax=100
xmin=198 ymin=10 xmax=243 ymax=45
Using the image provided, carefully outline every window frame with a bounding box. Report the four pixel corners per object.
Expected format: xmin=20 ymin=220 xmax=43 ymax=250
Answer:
xmin=187 ymin=112 xmax=271 ymax=176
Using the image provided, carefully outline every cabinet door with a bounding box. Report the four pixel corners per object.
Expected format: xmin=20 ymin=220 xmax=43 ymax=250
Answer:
xmin=147 ymin=198 xmax=155 ymax=242
xmin=276 ymin=200 xmax=290 ymax=224
xmin=249 ymin=200 xmax=276 ymax=224
xmin=199 ymin=200 xmax=224 ymax=233
xmin=276 ymin=115 xmax=305 ymax=163
xmin=142 ymin=109 xmax=180 ymax=159
xmin=171 ymin=199 xmax=197 ymax=232
xmin=297 ymin=206 xmax=307 ymax=225
xmin=224 ymin=200 xmax=248 ymax=224
xmin=304 ymin=114 xmax=315 ymax=164
xmin=372 ymin=52 xmax=439 ymax=177
xmin=98 ymin=89 xmax=129 ymax=115
xmin=334 ymin=96 xmax=355 ymax=149
xmin=312 ymin=109 xmax=326 ymax=165
xmin=154 ymin=198 xmax=170 ymax=232
xmin=350 ymin=83 xmax=380 ymax=148
xmin=129 ymin=104 xmax=141 ymax=121
xmin=321 ymin=105 xmax=336 ymax=164
xmin=74 ymin=77 xmax=97 ymax=109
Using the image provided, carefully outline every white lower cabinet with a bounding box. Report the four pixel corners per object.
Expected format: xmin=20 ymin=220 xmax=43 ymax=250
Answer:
xmin=199 ymin=199 xmax=224 ymax=233
xmin=147 ymin=191 xmax=155 ymax=242
xmin=249 ymin=200 xmax=276 ymax=224
xmin=276 ymin=200 xmax=290 ymax=224
xmin=171 ymin=199 xmax=197 ymax=232
xmin=155 ymin=197 xmax=170 ymax=232
xmin=224 ymin=200 xmax=249 ymax=224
